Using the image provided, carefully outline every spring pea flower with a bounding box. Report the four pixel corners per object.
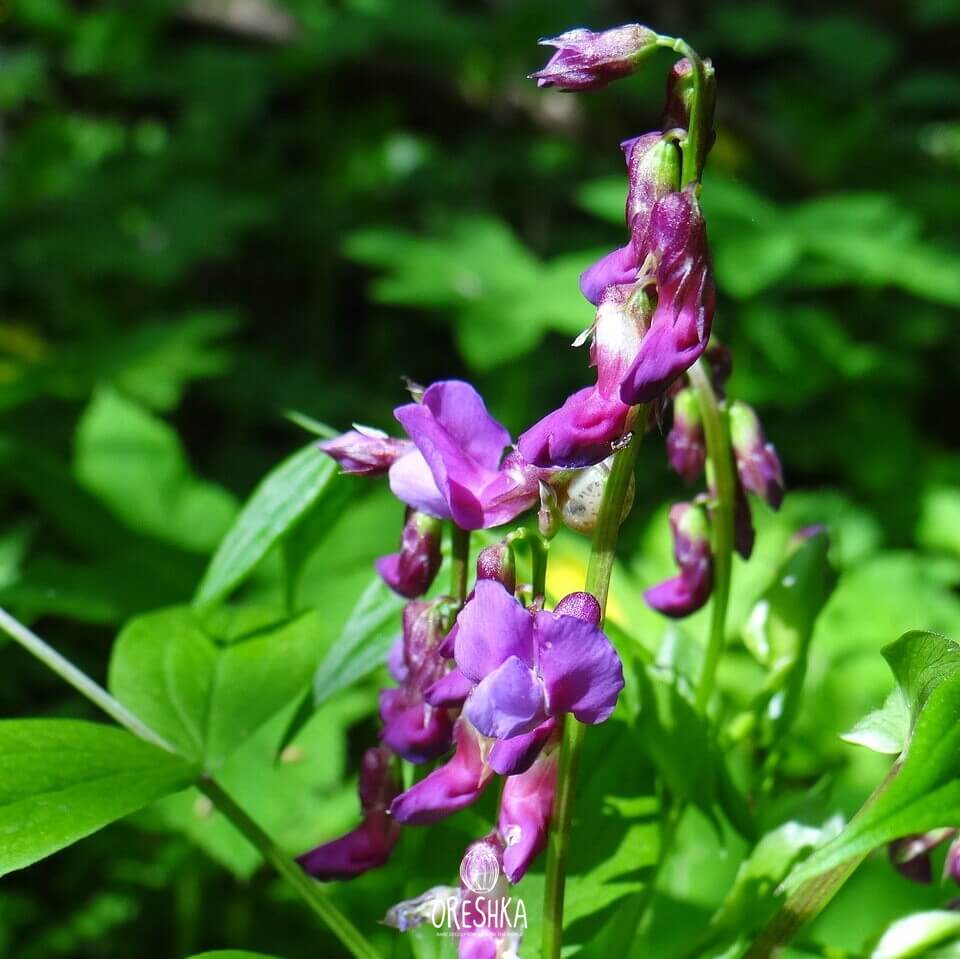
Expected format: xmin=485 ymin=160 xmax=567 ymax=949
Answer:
xmin=645 ymin=502 xmax=713 ymax=617
xmin=531 ymin=24 xmax=659 ymax=91
xmin=391 ymin=380 xmax=542 ymax=530
xmin=376 ymin=509 xmax=443 ymax=598
xmin=297 ymin=746 xmax=401 ymax=880
xmin=455 ymin=580 xmax=624 ymax=743
xmin=380 ymin=601 xmax=454 ymax=764
xmin=666 ymin=387 xmax=706 ymax=484
xmin=318 ymin=425 xmax=412 ymax=475
xmin=729 ymin=401 xmax=785 ymax=510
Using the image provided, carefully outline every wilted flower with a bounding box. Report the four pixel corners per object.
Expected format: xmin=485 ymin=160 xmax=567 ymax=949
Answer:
xmin=297 ymin=746 xmax=401 ymax=879
xmin=645 ymin=502 xmax=713 ymax=617
xmin=376 ymin=509 xmax=443 ymax=598
xmin=729 ymin=401 xmax=785 ymax=510
xmin=497 ymin=743 xmax=558 ymax=882
xmin=319 ymin=426 xmax=412 ymax=475
xmin=380 ymin=601 xmax=454 ymax=763
xmin=666 ymin=388 xmax=705 ymax=483
xmin=390 ymin=718 xmax=494 ymax=825
xmin=531 ymin=24 xmax=659 ymax=91
xmin=455 ymin=580 xmax=623 ymax=741
xmin=390 ymin=380 xmax=541 ymax=530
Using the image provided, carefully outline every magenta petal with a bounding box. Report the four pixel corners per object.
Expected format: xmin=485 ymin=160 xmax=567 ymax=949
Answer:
xmin=388 ymin=451 xmax=451 ymax=519
xmin=517 ymin=385 xmax=630 ymax=469
xmin=424 ymin=667 xmax=474 ymax=708
xmin=379 ymin=690 xmax=453 ymax=765
xmin=580 ymin=243 xmax=639 ymax=305
xmin=498 ymin=751 xmax=557 ymax=883
xmin=297 ymin=813 xmax=399 ymax=880
xmin=420 ymin=380 xmax=512 ymax=472
xmin=488 ymin=718 xmax=557 ymax=776
xmin=465 ymin=656 xmax=548 ymax=740
xmin=454 ymin=580 xmax=535 ymax=683
xmin=644 ymin=574 xmax=710 ymax=618
xmin=535 ymin=611 xmax=624 ymax=724
xmin=389 ymin=721 xmax=491 ymax=825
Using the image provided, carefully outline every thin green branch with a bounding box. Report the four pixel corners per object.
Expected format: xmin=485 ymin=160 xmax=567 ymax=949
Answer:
xmin=449 ymin=523 xmax=471 ymax=603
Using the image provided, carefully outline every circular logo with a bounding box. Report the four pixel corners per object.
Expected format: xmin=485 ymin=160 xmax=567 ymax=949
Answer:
xmin=460 ymin=843 xmax=500 ymax=894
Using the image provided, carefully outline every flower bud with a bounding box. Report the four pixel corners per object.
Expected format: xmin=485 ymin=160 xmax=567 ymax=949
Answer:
xmin=376 ymin=510 xmax=444 ymax=598
xmin=319 ymin=426 xmax=411 ymax=475
xmin=623 ymin=134 xmax=681 ymax=247
xmin=476 ymin=544 xmax=517 ymax=594
xmin=538 ymin=481 xmax=562 ymax=539
xmin=729 ymin=402 xmax=785 ymax=510
xmin=888 ymin=831 xmax=955 ymax=885
xmin=531 ymin=24 xmax=659 ymax=92
xmin=645 ymin=502 xmax=713 ymax=618
xmin=666 ymin=388 xmax=705 ymax=484
xmin=497 ymin=744 xmax=558 ymax=883
xmin=297 ymin=746 xmax=401 ymax=880
xmin=733 ymin=477 xmax=756 ymax=560
xmin=389 ymin=719 xmax=494 ymax=825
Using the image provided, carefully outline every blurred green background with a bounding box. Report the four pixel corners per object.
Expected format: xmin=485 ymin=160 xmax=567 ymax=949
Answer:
xmin=1 ymin=0 xmax=959 ymax=956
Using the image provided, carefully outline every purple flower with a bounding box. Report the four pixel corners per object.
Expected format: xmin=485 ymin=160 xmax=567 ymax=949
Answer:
xmin=531 ymin=24 xmax=658 ymax=92
xmin=619 ymin=190 xmax=715 ymax=404
xmin=729 ymin=401 xmax=785 ymax=510
xmin=666 ymin=388 xmax=706 ymax=484
xmin=319 ymin=426 xmax=412 ymax=475
xmin=390 ymin=718 xmax=494 ymax=825
xmin=733 ymin=477 xmax=756 ymax=561
xmin=380 ymin=601 xmax=454 ymax=764
xmin=661 ymin=57 xmax=696 ymax=130
xmin=376 ymin=510 xmax=443 ymax=599
xmin=476 ymin=543 xmax=517 ymax=594
xmin=298 ymin=746 xmax=401 ymax=880
xmin=455 ymin=580 xmax=623 ymax=741
xmin=888 ymin=831 xmax=956 ymax=885
xmin=645 ymin=502 xmax=713 ymax=618
xmin=497 ymin=744 xmax=558 ymax=882
xmin=390 ymin=381 xmax=541 ymax=530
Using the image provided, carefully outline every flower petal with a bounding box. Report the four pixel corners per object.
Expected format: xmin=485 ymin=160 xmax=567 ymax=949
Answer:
xmin=488 ymin=718 xmax=557 ymax=776
xmin=388 ymin=451 xmax=451 ymax=519
xmin=454 ymin=580 xmax=535 ymax=682
xmin=297 ymin=813 xmax=399 ymax=880
xmin=580 ymin=243 xmax=639 ymax=305
xmin=465 ymin=656 xmax=548 ymax=740
xmin=534 ymin=611 xmax=624 ymax=724
xmin=424 ymin=667 xmax=474 ymax=708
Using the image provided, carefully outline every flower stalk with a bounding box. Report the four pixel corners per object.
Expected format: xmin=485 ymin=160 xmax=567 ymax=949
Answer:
xmin=541 ymin=420 xmax=644 ymax=959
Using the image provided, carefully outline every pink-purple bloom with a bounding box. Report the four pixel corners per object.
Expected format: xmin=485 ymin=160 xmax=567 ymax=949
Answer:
xmin=531 ymin=24 xmax=658 ymax=91
xmin=319 ymin=426 xmax=412 ymax=475
xmin=729 ymin=401 xmax=785 ymax=510
xmin=497 ymin=744 xmax=558 ymax=882
xmin=390 ymin=381 xmax=541 ymax=530
xmin=298 ymin=746 xmax=401 ymax=880
xmin=376 ymin=509 xmax=443 ymax=598
xmin=380 ymin=601 xmax=454 ymax=763
xmin=645 ymin=502 xmax=713 ymax=618
xmin=455 ymin=580 xmax=623 ymax=741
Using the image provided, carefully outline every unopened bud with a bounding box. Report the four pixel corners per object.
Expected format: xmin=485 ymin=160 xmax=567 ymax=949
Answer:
xmin=623 ymin=134 xmax=681 ymax=246
xmin=666 ymin=388 xmax=705 ymax=484
xmin=729 ymin=402 xmax=785 ymax=511
xmin=538 ymin=481 xmax=562 ymax=539
xmin=376 ymin=510 xmax=443 ymax=598
xmin=476 ymin=544 xmax=517 ymax=594
xmin=645 ymin=502 xmax=713 ymax=618
xmin=319 ymin=426 xmax=411 ymax=476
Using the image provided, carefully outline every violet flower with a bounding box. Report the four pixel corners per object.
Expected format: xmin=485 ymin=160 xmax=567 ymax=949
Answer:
xmin=531 ymin=24 xmax=659 ymax=91
xmin=497 ymin=743 xmax=558 ymax=883
xmin=390 ymin=718 xmax=494 ymax=825
xmin=380 ymin=601 xmax=454 ymax=764
xmin=376 ymin=509 xmax=443 ymax=599
xmin=455 ymin=580 xmax=624 ymax=742
xmin=729 ymin=401 xmax=785 ymax=510
xmin=319 ymin=426 xmax=412 ymax=475
xmin=888 ymin=831 xmax=956 ymax=885
xmin=298 ymin=746 xmax=401 ymax=880
xmin=645 ymin=502 xmax=713 ymax=618
xmin=391 ymin=380 xmax=541 ymax=530
xmin=666 ymin=387 xmax=706 ymax=484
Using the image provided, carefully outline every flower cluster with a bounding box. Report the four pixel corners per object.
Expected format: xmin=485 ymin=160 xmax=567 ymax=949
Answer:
xmin=303 ymin=20 xmax=787 ymax=958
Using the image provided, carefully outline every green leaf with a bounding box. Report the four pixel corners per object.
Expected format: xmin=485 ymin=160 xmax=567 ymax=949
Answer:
xmin=186 ymin=952 xmax=282 ymax=959
xmin=870 ymin=911 xmax=960 ymax=959
xmin=785 ymin=630 xmax=960 ymax=889
xmin=108 ymin=605 xmax=323 ymax=771
xmin=0 ymin=719 xmax=196 ymax=877
xmin=313 ymin=575 xmax=405 ymax=708
xmin=74 ymin=386 xmax=238 ymax=553
xmin=841 ymin=689 xmax=910 ymax=755
xmin=195 ymin=444 xmax=337 ymax=608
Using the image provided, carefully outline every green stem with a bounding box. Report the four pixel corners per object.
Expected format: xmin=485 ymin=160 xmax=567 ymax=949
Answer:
xmin=542 ymin=423 xmax=644 ymax=959
xmin=656 ymin=35 xmax=709 ymax=186
xmin=0 ymin=606 xmax=381 ymax=959
xmin=198 ymin=779 xmax=380 ymax=959
xmin=688 ymin=360 xmax=735 ymax=713
xmin=529 ymin=534 xmax=549 ymax=600
xmin=450 ymin=524 xmax=471 ymax=603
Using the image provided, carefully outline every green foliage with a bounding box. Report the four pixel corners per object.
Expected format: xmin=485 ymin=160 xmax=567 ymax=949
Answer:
xmin=0 ymin=719 xmax=196 ymax=877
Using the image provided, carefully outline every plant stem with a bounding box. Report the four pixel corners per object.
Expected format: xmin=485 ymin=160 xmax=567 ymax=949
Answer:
xmin=198 ymin=778 xmax=380 ymax=959
xmin=450 ymin=523 xmax=471 ymax=602
xmin=688 ymin=360 xmax=735 ymax=713
xmin=529 ymin=534 xmax=550 ymax=600
xmin=542 ymin=423 xmax=644 ymax=959
xmin=0 ymin=606 xmax=381 ymax=959
xmin=0 ymin=607 xmax=176 ymax=752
